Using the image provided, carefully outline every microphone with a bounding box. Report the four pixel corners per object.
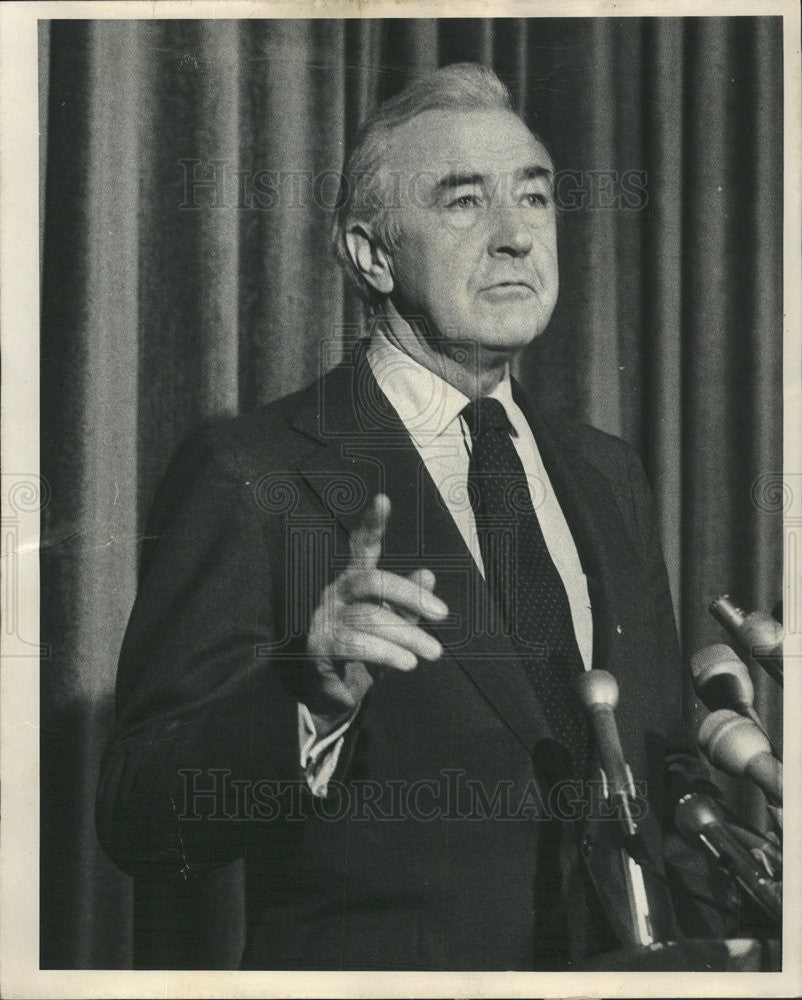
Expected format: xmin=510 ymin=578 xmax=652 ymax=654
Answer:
xmin=575 ymin=670 xmax=636 ymax=824
xmin=664 ymin=757 xmax=782 ymax=874
xmin=691 ymin=645 xmax=781 ymax=760
xmin=691 ymin=644 xmax=755 ymax=714
xmin=675 ymin=792 xmax=781 ymax=922
xmin=698 ymin=709 xmax=782 ymax=806
xmin=725 ymin=821 xmax=782 ymax=878
xmin=709 ymin=595 xmax=783 ymax=687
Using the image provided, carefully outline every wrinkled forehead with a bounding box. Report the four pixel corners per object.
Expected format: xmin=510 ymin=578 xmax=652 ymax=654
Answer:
xmin=380 ymin=108 xmax=553 ymax=188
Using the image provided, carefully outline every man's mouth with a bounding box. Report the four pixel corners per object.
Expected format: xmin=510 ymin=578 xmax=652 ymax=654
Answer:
xmin=480 ymin=281 xmax=536 ymax=297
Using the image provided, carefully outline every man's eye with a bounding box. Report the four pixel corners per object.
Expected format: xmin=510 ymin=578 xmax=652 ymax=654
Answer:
xmin=523 ymin=192 xmax=550 ymax=208
xmin=448 ymin=193 xmax=482 ymax=209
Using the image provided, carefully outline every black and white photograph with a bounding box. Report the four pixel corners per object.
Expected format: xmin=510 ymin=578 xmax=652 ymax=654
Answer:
xmin=0 ymin=1 xmax=800 ymax=995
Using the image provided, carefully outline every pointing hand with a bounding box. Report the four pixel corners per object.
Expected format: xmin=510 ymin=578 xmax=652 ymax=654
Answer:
xmin=304 ymin=494 xmax=448 ymax=732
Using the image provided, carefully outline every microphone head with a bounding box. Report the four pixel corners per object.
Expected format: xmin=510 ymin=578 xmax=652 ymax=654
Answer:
xmin=691 ymin=644 xmax=754 ymax=703
xmin=574 ymin=669 xmax=619 ymax=711
xmin=698 ymin=709 xmax=771 ymax=775
xmin=674 ymin=791 xmax=723 ymax=838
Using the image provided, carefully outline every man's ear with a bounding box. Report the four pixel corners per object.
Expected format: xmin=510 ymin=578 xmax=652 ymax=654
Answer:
xmin=345 ymin=223 xmax=395 ymax=296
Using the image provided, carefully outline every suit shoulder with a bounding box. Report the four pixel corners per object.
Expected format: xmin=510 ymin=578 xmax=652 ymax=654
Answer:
xmin=178 ymin=377 xmax=323 ymax=478
xmin=537 ymin=411 xmax=655 ymax=530
xmin=542 ymin=410 xmax=639 ymax=472
xmin=551 ymin=415 xmax=660 ymax=542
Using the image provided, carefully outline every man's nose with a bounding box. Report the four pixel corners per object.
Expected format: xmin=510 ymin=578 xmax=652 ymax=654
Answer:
xmin=487 ymin=208 xmax=533 ymax=257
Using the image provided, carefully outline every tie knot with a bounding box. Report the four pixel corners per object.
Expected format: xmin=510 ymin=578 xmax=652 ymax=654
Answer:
xmin=462 ymin=397 xmax=509 ymax=437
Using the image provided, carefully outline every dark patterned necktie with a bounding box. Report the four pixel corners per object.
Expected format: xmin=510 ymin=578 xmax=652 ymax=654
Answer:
xmin=462 ymin=396 xmax=589 ymax=783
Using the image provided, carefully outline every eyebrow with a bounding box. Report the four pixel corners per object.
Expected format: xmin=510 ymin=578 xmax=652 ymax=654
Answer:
xmin=433 ymin=164 xmax=554 ymax=194
xmin=519 ymin=164 xmax=553 ymax=183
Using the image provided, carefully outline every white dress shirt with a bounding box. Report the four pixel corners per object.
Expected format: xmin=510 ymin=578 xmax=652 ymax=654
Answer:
xmin=300 ymin=330 xmax=593 ymax=793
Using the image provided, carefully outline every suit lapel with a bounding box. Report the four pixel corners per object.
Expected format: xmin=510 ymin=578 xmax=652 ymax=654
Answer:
xmin=512 ymin=382 xmax=641 ymax=678
xmin=292 ymin=343 xmax=553 ymax=755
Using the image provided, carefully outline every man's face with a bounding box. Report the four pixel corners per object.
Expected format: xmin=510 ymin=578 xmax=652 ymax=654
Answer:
xmin=379 ymin=108 xmax=558 ymax=358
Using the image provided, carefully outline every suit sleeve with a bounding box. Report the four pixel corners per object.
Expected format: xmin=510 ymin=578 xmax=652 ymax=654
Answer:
xmin=96 ymin=428 xmax=303 ymax=878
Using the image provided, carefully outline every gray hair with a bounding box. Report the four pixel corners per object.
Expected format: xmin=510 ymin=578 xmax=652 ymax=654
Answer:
xmin=332 ymin=63 xmax=518 ymax=308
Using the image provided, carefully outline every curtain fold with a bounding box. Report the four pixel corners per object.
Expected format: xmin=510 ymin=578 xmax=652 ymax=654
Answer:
xmin=40 ymin=16 xmax=784 ymax=970
xmin=583 ymin=19 xmax=622 ymax=435
xmin=641 ymin=18 xmax=685 ymax=620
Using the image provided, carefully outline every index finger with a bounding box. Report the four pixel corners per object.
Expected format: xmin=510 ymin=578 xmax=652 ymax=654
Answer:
xmin=349 ymin=493 xmax=391 ymax=570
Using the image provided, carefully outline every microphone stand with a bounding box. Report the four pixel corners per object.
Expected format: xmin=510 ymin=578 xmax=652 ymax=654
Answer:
xmin=599 ymin=767 xmax=655 ymax=946
xmin=575 ymin=670 xmax=661 ymax=948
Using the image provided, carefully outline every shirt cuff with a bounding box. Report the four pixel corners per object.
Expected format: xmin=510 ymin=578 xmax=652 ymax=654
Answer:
xmin=298 ymin=702 xmax=356 ymax=797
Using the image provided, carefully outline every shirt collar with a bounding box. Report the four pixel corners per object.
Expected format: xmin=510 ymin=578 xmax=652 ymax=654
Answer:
xmin=485 ymin=368 xmax=519 ymax=436
xmin=366 ymin=328 xmax=517 ymax=448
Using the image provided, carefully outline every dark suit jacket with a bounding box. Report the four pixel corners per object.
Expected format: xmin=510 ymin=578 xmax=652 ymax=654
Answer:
xmin=97 ymin=342 xmax=712 ymax=970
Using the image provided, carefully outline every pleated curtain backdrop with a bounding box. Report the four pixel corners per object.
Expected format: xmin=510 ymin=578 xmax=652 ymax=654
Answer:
xmin=40 ymin=16 xmax=783 ymax=970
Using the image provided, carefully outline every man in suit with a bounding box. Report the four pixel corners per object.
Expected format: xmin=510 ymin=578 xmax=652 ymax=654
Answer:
xmin=97 ymin=63 xmax=716 ymax=970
